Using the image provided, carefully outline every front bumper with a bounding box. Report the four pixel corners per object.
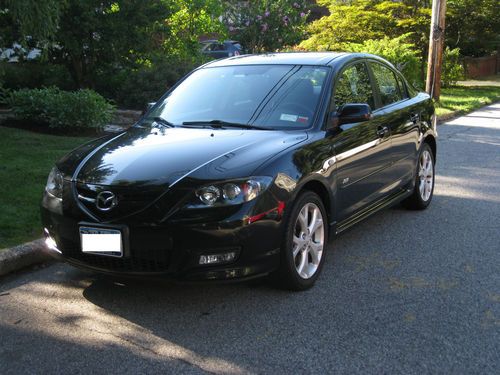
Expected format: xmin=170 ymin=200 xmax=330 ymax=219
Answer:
xmin=41 ymin=199 xmax=284 ymax=282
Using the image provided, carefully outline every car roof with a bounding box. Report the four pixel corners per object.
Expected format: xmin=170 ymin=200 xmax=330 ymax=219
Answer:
xmin=205 ymin=52 xmax=364 ymax=67
xmin=202 ymin=52 xmax=391 ymax=69
xmin=201 ymin=39 xmax=239 ymax=44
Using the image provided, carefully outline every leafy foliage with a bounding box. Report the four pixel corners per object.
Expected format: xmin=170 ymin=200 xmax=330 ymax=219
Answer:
xmin=0 ymin=62 xmax=74 ymax=91
xmin=47 ymin=0 xmax=173 ymax=88
xmin=441 ymin=47 xmax=464 ymax=87
xmin=344 ymin=35 xmax=422 ymax=87
xmin=446 ymin=0 xmax=500 ymax=57
xmin=8 ymin=87 xmax=114 ymax=129
xmin=166 ymin=0 xmax=226 ymax=59
xmin=0 ymin=64 xmax=7 ymax=105
xmin=300 ymin=0 xmax=431 ymax=81
xmin=0 ymin=0 xmax=63 ymax=43
xmin=95 ymin=55 xmax=195 ymax=109
xmin=222 ymin=0 xmax=310 ymax=53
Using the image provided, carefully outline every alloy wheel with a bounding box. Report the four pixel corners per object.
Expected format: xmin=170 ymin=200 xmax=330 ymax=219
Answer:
xmin=292 ymin=202 xmax=325 ymax=279
xmin=418 ymin=149 xmax=434 ymax=201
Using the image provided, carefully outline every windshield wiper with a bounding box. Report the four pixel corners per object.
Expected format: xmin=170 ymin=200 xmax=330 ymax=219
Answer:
xmin=153 ymin=117 xmax=175 ymax=128
xmin=182 ymin=120 xmax=270 ymax=130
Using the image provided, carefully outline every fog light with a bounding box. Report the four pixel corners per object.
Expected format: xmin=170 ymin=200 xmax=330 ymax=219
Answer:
xmin=44 ymin=228 xmax=61 ymax=254
xmin=199 ymin=251 xmax=236 ymax=265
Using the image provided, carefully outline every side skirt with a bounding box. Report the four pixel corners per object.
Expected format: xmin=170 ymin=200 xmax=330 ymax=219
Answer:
xmin=331 ymin=188 xmax=412 ymax=236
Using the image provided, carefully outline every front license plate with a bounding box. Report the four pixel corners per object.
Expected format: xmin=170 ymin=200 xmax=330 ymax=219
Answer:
xmin=79 ymin=226 xmax=123 ymax=257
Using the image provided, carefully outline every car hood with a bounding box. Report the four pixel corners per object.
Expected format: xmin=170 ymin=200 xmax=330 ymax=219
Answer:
xmin=60 ymin=126 xmax=307 ymax=188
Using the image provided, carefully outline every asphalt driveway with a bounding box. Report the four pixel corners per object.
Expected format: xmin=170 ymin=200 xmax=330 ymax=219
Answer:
xmin=1 ymin=104 xmax=499 ymax=374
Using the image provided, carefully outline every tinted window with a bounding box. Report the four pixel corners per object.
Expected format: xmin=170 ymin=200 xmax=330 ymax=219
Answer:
xmin=370 ymin=62 xmax=402 ymax=107
xmin=334 ymin=63 xmax=375 ymax=110
xmin=146 ymin=65 xmax=328 ymax=129
xmin=201 ymin=43 xmax=224 ymax=52
xmin=395 ymin=73 xmax=408 ymax=99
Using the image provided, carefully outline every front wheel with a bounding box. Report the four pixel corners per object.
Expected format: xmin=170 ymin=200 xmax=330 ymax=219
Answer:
xmin=403 ymin=143 xmax=435 ymax=210
xmin=274 ymin=191 xmax=328 ymax=291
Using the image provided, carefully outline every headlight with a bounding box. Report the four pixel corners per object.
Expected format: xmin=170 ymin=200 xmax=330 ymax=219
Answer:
xmin=190 ymin=177 xmax=272 ymax=208
xmin=45 ymin=166 xmax=63 ymax=199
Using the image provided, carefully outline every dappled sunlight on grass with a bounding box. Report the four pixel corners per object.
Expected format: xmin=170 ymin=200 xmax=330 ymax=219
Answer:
xmin=436 ymin=86 xmax=500 ymax=116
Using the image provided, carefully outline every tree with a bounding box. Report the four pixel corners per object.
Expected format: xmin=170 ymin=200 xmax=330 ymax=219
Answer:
xmin=446 ymin=0 xmax=500 ymax=57
xmin=49 ymin=0 xmax=174 ymax=88
xmin=222 ymin=0 xmax=310 ymax=53
xmin=2 ymin=0 xmax=226 ymax=89
xmin=166 ymin=0 xmax=226 ymax=59
xmin=299 ymin=0 xmax=431 ymax=81
xmin=0 ymin=0 xmax=63 ymax=44
xmin=345 ymin=34 xmax=422 ymax=86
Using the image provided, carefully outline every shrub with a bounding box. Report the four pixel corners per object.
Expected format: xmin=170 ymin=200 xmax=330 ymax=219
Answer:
xmin=441 ymin=47 xmax=464 ymax=87
xmin=344 ymin=34 xmax=423 ymax=88
xmin=0 ymin=84 xmax=10 ymax=106
xmin=0 ymin=65 xmax=8 ymax=105
xmin=8 ymin=87 xmax=114 ymax=129
xmin=0 ymin=62 xmax=75 ymax=91
xmin=95 ymin=56 xmax=196 ymax=110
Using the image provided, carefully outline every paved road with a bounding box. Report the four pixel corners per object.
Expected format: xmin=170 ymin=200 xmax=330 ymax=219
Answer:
xmin=1 ymin=104 xmax=499 ymax=374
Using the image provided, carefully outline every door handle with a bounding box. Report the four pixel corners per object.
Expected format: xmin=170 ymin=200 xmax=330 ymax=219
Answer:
xmin=376 ymin=125 xmax=389 ymax=138
xmin=410 ymin=113 xmax=420 ymax=123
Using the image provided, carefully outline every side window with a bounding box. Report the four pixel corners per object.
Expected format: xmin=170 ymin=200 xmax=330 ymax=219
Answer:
xmin=395 ymin=73 xmax=408 ymax=99
xmin=334 ymin=63 xmax=375 ymax=110
xmin=370 ymin=62 xmax=403 ymax=107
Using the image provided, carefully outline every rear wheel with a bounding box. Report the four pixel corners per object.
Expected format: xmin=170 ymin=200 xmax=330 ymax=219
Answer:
xmin=274 ymin=191 xmax=328 ymax=291
xmin=403 ymin=143 xmax=435 ymax=210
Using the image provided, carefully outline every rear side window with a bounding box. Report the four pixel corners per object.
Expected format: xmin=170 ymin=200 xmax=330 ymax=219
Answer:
xmin=370 ymin=62 xmax=403 ymax=107
xmin=334 ymin=63 xmax=375 ymax=110
xmin=395 ymin=73 xmax=408 ymax=99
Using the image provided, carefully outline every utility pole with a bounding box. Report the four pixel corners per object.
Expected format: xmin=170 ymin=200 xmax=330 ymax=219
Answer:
xmin=426 ymin=0 xmax=447 ymax=101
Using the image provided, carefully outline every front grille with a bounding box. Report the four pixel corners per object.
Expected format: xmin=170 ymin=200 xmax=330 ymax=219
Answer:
xmin=75 ymin=183 xmax=164 ymax=221
xmin=64 ymin=247 xmax=170 ymax=273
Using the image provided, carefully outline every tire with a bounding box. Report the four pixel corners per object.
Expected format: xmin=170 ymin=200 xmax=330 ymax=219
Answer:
xmin=402 ymin=143 xmax=435 ymax=210
xmin=273 ymin=191 xmax=328 ymax=291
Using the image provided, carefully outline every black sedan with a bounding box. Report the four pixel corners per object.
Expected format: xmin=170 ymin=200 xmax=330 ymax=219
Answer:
xmin=41 ymin=53 xmax=436 ymax=290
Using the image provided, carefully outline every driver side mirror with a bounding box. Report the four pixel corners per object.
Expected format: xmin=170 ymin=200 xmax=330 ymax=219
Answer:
xmin=328 ymin=103 xmax=373 ymax=129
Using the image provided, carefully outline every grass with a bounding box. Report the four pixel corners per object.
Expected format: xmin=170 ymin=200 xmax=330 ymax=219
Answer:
xmin=436 ymin=85 xmax=500 ymax=117
xmin=0 ymin=126 xmax=90 ymax=249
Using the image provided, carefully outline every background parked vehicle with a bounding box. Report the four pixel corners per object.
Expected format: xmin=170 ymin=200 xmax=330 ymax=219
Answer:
xmin=200 ymin=40 xmax=244 ymax=58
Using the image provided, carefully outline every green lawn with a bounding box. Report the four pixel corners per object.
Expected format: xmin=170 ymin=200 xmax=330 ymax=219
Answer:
xmin=0 ymin=126 xmax=90 ymax=249
xmin=437 ymin=85 xmax=500 ymax=117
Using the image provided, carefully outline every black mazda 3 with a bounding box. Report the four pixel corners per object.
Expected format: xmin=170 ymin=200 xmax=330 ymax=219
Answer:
xmin=41 ymin=53 xmax=436 ymax=290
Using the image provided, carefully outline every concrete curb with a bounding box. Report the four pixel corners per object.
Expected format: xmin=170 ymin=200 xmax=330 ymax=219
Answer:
xmin=0 ymin=239 xmax=51 ymax=277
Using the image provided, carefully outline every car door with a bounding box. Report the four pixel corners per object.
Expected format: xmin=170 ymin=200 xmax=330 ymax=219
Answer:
xmin=368 ymin=61 xmax=421 ymax=189
xmin=329 ymin=61 xmax=393 ymax=222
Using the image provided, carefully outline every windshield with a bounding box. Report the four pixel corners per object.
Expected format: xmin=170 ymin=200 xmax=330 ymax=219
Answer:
xmin=143 ymin=64 xmax=329 ymax=129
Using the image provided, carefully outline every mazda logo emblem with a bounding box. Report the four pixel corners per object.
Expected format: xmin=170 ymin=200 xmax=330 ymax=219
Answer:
xmin=95 ymin=191 xmax=117 ymax=211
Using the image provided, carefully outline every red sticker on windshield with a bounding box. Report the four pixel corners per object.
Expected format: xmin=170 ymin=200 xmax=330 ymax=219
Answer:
xmin=297 ymin=116 xmax=309 ymax=123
